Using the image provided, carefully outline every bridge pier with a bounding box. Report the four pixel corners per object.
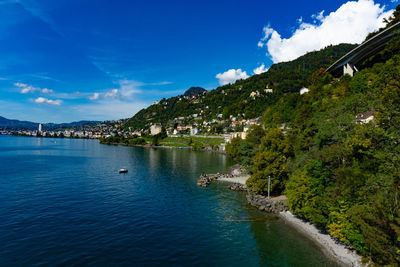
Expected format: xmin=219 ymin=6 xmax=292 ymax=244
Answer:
xmin=343 ymin=63 xmax=358 ymax=77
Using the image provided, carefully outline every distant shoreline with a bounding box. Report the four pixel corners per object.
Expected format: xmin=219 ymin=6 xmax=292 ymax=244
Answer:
xmin=3 ymin=134 xmax=228 ymax=154
xmin=6 ymin=133 xmax=97 ymax=140
xmin=99 ymin=141 xmax=227 ymax=154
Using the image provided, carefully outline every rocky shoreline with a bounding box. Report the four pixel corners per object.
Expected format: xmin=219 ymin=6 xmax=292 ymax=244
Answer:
xmin=280 ymin=212 xmax=364 ymax=266
xmin=197 ymin=173 xmax=289 ymax=214
xmin=197 ymin=171 xmax=364 ymax=266
xmin=228 ymin=183 xmax=247 ymax=191
xmin=246 ymin=193 xmax=289 ymax=213
xmin=196 ymin=173 xmax=220 ymax=187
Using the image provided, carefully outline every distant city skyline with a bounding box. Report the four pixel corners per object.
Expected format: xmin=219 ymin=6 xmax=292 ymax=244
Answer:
xmin=0 ymin=0 xmax=398 ymax=123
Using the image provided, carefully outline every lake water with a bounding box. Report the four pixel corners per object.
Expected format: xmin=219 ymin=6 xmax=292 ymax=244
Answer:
xmin=0 ymin=136 xmax=337 ymax=266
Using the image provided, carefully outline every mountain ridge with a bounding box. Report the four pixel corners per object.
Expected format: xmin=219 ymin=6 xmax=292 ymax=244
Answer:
xmin=124 ymin=43 xmax=357 ymax=131
xmin=0 ymin=116 xmax=101 ymax=130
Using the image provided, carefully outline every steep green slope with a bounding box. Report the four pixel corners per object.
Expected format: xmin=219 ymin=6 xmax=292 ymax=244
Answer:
xmin=125 ymin=43 xmax=356 ymax=130
xmin=227 ymin=30 xmax=400 ymax=265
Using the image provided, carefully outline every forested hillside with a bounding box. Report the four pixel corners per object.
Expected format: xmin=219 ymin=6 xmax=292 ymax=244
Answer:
xmin=124 ymin=44 xmax=356 ymax=130
xmin=226 ymin=11 xmax=400 ymax=265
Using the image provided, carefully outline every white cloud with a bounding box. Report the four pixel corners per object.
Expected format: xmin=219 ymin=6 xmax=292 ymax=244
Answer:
xmin=86 ymin=80 xmax=143 ymax=101
xmin=14 ymin=82 xmax=54 ymax=94
xmin=253 ymin=64 xmax=269 ymax=75
xmin=312 ymin=11 xmax=325 ymax=22
xmin=41 ymin=88 xmax=54 ymax=93
xmin=117 ymin=79 xmax=142 ymax=98
xmin=257 ymin=26 xmax=275 ymax=48
xmin=148 ymin=81 xmax=173 ymax=86
xmin=34 ymin=97 xmax=62 ymax=106
xmin=216 ymin=69 xmax=249 ymax=85
xmin=89 ymin=92 xmax=100 ymax=100
xmin=258 ymin=0 xmax=394 ymax=63
xmin=104 ymin=89 xmax=119 ymax=98
xmin=15 ymin=82 xmax=34 ymax=93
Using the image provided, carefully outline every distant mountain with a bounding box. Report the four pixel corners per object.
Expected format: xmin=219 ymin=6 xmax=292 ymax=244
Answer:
xmin=183 ymin=87 xmax=206 ymax=97
xmin=0 ymin=116 xmax=38 ymax=130
xmin=45 ymin=121 xmax=101 ymax=130
xmin=0 ymin=116 xmax=101 ymax=130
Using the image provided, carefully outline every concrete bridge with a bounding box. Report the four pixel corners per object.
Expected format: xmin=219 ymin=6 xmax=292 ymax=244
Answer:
xmin=326 ymin=21 xmax=400 ymax=77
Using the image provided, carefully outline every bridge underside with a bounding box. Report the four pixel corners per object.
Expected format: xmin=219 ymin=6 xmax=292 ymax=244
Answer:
xmin=327 ymin=22 xmax=400 ymax=77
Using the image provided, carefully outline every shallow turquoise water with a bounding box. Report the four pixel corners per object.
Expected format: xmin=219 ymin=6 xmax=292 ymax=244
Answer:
xmin=0 ymin=136 xmax=337 ymax=266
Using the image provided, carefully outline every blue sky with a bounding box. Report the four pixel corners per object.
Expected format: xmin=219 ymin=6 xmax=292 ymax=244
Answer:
xmin=0 ymin=0 xmax=398 ymax=122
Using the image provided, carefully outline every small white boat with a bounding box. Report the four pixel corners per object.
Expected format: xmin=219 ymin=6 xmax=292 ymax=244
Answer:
xmin=119 ymin=168 xmax=128 ymax=173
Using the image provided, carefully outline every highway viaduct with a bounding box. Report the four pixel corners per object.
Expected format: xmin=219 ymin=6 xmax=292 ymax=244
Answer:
xmin=326 ymin=21 xmax=400 ymax=77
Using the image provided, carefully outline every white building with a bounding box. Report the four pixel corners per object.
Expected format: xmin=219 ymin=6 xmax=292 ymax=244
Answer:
xmin=250 ymin=91 xmax=260 ymax=99
xmin=150 ymin=123 xmax=162 ymax=135
xmin=190 ymin=127 xmax=199 ymax=136
xmin=38 ymin=123 xmax=43 ymax=133
xmin=300 ymin=88 xmax=310 ymax=95
xmin=354 ymin=111 xmax=376 ymax=124
xmin=227 ymin=132 xmax=247 ymax=142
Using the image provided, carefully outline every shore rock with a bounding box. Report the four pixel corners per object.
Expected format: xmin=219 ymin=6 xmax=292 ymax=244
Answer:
xmin=197 ymin=174 xmax=219 ymax=187
xmin=197 ymin=173 xmax=242 ymax=188
xmin=228 ymin=183 xmax=247 ymax=191
xmin=246 ymin=192 xmax=289 ymax=213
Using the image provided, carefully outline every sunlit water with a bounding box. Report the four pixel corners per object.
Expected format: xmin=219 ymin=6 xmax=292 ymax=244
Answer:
xmin=0 ymin=136 xmax=337 ymax=266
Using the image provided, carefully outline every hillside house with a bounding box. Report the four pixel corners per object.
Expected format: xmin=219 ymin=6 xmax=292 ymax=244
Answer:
xmin=300 ymin=87 xmax=310 ymax=95
xmin=190 ymin=127 xmax=199 ymax=136
xmin=150 ymin=123 xmax=162 ymax=135
xmin=354 ymin=111 xmax=376 ymax=124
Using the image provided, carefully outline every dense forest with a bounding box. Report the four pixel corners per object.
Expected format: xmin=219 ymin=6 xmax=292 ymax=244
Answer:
xmin=124 ymin=43 xmax=356 ymax=130
xmin=226 ymin=8 xmax=400 ymax=265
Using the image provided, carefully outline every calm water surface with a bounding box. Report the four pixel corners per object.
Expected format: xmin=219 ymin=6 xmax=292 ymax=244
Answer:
xmin=0 ymin=136 xmax=337 ymax=266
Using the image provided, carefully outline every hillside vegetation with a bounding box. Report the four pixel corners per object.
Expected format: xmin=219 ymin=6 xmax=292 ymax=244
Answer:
xmin=124 ymin=44 xmax=356 ymax=131
xmin=227 ymin=12 xmax=400 ymax=265
xmin=122 ymin=6 xmax=400 ymax=264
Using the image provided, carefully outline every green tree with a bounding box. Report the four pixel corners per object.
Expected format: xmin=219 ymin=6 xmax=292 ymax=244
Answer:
xmin=247 ymin=128 xmax=291 ymax=194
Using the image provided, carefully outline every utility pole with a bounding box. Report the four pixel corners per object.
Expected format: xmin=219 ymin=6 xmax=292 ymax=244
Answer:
xmin=268 ymin=175 xmax=270 ymax=199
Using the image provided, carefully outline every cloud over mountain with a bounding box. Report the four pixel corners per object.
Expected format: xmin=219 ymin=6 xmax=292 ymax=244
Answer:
xmin=258 ymin=0 xmax=394 ymax=63
xmin=216 ymin=69 xmax=249 ymax=85
xmin=253 ymin=64 xmax=269 ymax=75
